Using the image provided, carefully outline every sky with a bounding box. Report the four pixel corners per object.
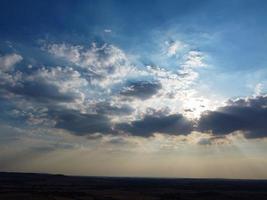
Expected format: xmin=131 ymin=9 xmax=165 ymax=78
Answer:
xmin=1 ymin=0 xmax=267 ymax=179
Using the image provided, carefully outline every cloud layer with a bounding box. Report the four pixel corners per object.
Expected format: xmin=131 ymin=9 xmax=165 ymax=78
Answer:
xmin=1 ymin=42 xmax=267 ymax=141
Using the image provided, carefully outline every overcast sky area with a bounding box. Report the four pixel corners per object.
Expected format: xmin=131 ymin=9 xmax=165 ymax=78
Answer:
xmin=1 ymin=0 xmax=267 ymax=179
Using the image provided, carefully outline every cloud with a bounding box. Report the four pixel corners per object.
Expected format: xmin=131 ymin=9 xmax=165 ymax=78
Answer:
xmin=0 ymin=42 xmax=217 ymax=140
xmin=0 ymin=54 xmax=23 ymax=92
xmin=46 ymin=43 xmax=81 ymax=63
xmin=50 ymin=109 xmax=113 ymax=135
xmin=10 ymin=80 xmax=76 ymax=102
xmin=94 ymin=102 xmax=133 ymax=116
xmin=104 ymin=29 xmax=112 ymax=33
xmin=0 ymin=65 xmax=89 ymax=129
xmin=7 ymin=66 xmax=87 ymax=104
xmin=165 ymin=40 xmax=185 ymax=56
xmin=44 ymin=42 xmax=209 ymax=122
xmin=46 ymin=43 xmax=133 ymax=83
xmin=44 ymin=42 xmax=205 ymax=124
xmin=197 ymin=95 xmax=267 ymax=138
xmin=254 ymin=83 xmax=263 ymax=96
xmin=191 ymin=134 xmax=231 ymax=146
xmin=120 ymin=80 xmax=162 ymax=100
xmin=0 ymin=53 xmax=22 ymax=72
xmin=182 ymin=50 xmax=206 ymax=69
xmin=116 ymin=113 xmax=193 ymax=137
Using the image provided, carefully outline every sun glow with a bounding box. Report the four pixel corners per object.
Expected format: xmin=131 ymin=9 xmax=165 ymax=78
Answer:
xmin=182 ymin=97 xmax=218 ymax=119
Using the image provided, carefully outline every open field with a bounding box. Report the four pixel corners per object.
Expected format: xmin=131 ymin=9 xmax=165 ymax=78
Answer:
xmin=0 ymin=172 xmax=267 ymax=200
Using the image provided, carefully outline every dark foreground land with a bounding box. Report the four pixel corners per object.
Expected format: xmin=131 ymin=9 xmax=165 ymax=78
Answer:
xmin=1 ymin=172 xmax=267 ymax=200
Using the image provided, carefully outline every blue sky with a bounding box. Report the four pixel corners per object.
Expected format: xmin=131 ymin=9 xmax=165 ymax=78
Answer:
xmin=0 ymin=0 xmax=267 ymax=178
xmin=1 ymin=0 xmax=267 ymax=97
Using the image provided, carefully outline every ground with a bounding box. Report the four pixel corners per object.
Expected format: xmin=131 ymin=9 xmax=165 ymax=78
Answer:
xmin=1 ymin=172 xmax=267 ymax=200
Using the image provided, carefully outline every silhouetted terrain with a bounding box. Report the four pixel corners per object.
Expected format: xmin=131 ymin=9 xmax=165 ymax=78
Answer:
xmin=1 ymin=172 xmax=267 ymax=200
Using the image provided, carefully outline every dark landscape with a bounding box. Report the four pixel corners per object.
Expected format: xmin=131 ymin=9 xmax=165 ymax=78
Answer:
xmin=1 ymin=172 xmax=267 ymax=200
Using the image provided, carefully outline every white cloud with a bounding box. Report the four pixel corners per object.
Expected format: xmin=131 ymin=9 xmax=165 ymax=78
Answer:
xmin=165 ymin=40 xmax=186 ymax=56
xmin=0 ymin=53 xmax=22 ymax=72
xmin=46 ymin=43 xmax=137 ymax=87
xmin=104 ymin=29 xmax=112 ymax=33
xmin=46 ymin=43 xmax=127 ymax=72
xmin=47 ymin=43 xmax=81 ymax=63
xmin=0 ymin=54 xmax=23 ymax=91
xmin=182 ymin=50 xmax=206 ymax=69
xmin=254 ymin=83 xmax=263 ymax=96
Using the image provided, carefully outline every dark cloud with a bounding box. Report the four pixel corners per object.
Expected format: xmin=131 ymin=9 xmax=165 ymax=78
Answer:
xmin=120 ymin=80 xmax=161 ymax=100
xmin=116 ymin=114 xmax=193 ymax=137
xmin=9 ymin=80 xmax=76 ymax=102
xmin=50 ymin=109 xmax=113 ymax=135
xmin=197 ymin=96 xmax=267 ymax=138
xmin=95 ymin=102 xmax=134 ymax=116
